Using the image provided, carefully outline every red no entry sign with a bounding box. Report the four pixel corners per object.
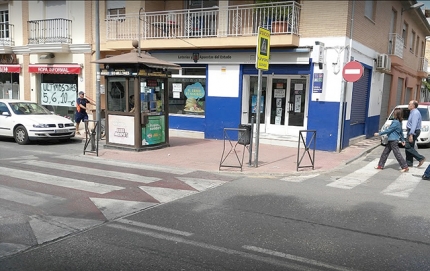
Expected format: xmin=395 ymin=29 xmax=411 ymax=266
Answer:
xmin=342 ymin=61 xmax=364 ymax=82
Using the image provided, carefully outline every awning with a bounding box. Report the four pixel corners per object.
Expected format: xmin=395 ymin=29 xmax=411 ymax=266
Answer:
xmin=0 ymin=64 xmax=21 ymax=73
xmin=28 ymin=64 xmax=82 ymax=74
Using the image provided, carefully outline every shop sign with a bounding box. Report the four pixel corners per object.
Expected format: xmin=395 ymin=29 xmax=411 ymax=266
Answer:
xmin=29 ymin=64 xmax=82 ymax=74
xmin=138 ymin=70 xmax=170 ymax=77
xmin=313 ymin=73 xmax=323 ymax=93
xmin=101 ymin=68 xmax=134 ymax=76
xmin=0 ymin=64 xmax=21 ymax=73
xmin=142 ymin=115 xmax=165 ymax=145
xmin=41 ymin=83 xmax=77 ymax=107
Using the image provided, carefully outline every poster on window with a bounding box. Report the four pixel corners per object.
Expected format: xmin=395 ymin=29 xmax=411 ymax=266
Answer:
xmin=108 ymin=115 xmax=135 ymax=145
xmin=41 ymin=83 xmax=77 ymax=107
xmin=276 ymin=98 xmax=282 ymax=108
xmin=274 ymin=89 xmax=285 ymax=98
xmin=251 ymin=95 xmax=264 ymax=113
xmin=294 ymin=95 xmax=301 ymax=113
xmin=142 ymin=115 xmax=165 ymax=145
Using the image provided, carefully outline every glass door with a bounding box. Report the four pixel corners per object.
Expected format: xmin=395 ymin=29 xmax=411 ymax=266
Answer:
xmin=241 ymin=75 xmax=267 ymax=132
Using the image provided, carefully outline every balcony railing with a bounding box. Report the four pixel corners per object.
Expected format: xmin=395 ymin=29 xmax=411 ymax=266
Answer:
xmin=0 ymin=23 xmax=14 ymax=46
xmin=28 ymin=18 xmax=72 ymax=44
xmin=106 ymin=1 xmax=300 ymax=41
xmin=419 ymin=57 xmax=428 ymax=73
xmin=388 ymin=33 xmax=403 ymax=58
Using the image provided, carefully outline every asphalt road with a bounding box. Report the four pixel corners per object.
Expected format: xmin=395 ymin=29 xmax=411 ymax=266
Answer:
xmin=1 ymin=139 xmax=430 ymax=270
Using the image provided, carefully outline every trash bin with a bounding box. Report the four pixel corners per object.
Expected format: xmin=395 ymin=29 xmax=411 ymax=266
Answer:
xmin=238 ymin=124 xmax=251 ymax=145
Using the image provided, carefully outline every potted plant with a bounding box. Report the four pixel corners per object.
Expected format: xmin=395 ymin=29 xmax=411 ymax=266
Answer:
xmin=255 ymin=0 xmax=293 ymax=34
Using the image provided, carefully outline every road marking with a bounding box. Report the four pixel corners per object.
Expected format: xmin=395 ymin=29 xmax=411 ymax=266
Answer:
xmin=0 ymin=185 xmax=65 ymax=206
xmin=90 ymin=198 xmax=156 ymax=220
xmin=107 ymin=223 xmax=323 ymax=271
xmin=58 ymin=154 xmax=194 ymax=175
xmin=177 ymin=177 xmax=226 ymax=191
xmin=15 ymin=160 xmax=160 ymax=184
xmin=280 ymin=174 xmax=319 ymax=183
xmin=327 ymin=158 xmax=393 ymax=189
xmin=0 ymin=166 xmax=123 ymax=194
xmin=243 ymin=245 xmax=357 ymax=271
xmin=381 ymin=166 xmax=423 ymax=198
xmin=139 ymin=186 xmax=197 ymax=203
xmin=117 ymin=218 xmax=193 ymax=236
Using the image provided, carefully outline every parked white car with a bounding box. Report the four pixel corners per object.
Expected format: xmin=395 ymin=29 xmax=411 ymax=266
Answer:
xmin=0 ymin=99 xmax=75 ymax=145
xmin=380 ymin=103 xmax=430 ymax=147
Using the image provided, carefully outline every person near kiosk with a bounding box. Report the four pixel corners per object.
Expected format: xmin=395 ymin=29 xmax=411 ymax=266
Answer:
xmin=75 ymin=91 xmax=95 ymax=135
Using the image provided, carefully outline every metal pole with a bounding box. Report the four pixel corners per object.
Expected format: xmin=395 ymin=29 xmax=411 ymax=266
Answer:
xmin=249 ymin=115 xmax=255 ymax=166
xmin=254 ymin=69 xmax=262 ymax=167
xmin=138 ymin=8 xmax=143 ymax=57
xmin=95 ymin=0 xmax=101 ymax=140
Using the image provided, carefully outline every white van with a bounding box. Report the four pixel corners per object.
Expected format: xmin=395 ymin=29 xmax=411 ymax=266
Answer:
xmin=380 ymin=103 xmax=430 ymax=147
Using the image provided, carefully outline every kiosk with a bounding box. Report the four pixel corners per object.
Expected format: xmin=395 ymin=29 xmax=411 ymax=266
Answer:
xmin=93 ymin=48 xmax=179 ymax=151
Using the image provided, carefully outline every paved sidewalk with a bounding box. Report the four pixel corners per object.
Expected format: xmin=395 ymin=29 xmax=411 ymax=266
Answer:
xmin=77 ymin=132 xmax=381 ymax=176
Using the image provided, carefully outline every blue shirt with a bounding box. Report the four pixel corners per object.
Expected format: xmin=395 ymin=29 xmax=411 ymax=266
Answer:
xmin=406 ymin=108 xmax=422 ymax=135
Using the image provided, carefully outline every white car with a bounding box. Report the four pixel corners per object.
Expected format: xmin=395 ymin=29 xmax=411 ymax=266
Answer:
xmin=0 ymin=99 xmax=76 ymax=145
xmin=380 ymin=103 xmax=430 ymax=147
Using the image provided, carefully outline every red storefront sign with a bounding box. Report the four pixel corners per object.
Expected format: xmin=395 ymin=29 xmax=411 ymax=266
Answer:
xmin=0 ymin=64 xmax=21 ymax=73
xmin=28 ymin=64 xmax=81 ymax=74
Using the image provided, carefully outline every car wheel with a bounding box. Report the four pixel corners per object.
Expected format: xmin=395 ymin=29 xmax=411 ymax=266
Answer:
xmin=14 ymin=125 xmax=30 ymax=145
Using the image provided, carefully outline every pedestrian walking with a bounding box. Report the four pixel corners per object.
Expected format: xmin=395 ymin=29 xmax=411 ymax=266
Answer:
xmin=374 ymin=108 xmax=409 ymax=172
xmin=405 ymin=100 xmax=425 ymax=167
xmin=75 ymin=91 xmax=95 ymax=135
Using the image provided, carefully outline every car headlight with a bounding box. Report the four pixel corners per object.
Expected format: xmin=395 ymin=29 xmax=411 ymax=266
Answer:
xmin=422 ymin=125 xmax=429 ymax=132
xmin=33 ymin=124 xmax=50 ymax=128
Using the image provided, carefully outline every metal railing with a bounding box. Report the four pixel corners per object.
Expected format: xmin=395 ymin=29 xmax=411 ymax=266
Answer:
xmin=388 ymin=33 xmax=403 ymax=58
xmin=105 ymin=1 xmax=300 ymax=41
xmin=0 ymin=23 xmax=14 ymax=46
xmin=28 ymin=18 xmax=72 ymax=44
xmin=419 ymin=57 xmax=429 ymax=73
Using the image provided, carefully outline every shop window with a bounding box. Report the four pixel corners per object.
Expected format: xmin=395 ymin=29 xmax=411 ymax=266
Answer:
xmin=0 ymin=73 xmax=19 ymax=99
xmin=140 ymin=78 xmax=165 ymax=114
xmin=107 ymin=77 xmax=126 ymax=112
xmin=168 ymin=78 xmax=206 ymax=116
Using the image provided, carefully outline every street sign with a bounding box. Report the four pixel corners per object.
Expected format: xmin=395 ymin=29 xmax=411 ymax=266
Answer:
xmin=342 ymin=61 xmax=364 ymax=82
xmin=255 ymin=27 xmax=270 ymax=70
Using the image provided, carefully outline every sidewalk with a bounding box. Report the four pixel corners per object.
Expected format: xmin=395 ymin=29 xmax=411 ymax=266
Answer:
xmin=76 ymin=131 xmax=382 ymax=176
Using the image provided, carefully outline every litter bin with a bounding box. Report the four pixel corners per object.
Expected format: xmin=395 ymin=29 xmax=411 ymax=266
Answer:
xmin=238 ymin=124 xmax=251 ymax=145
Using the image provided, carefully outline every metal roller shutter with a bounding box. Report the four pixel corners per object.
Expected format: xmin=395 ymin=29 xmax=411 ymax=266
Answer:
xmin=350 ymin=67 xmax=370 ymax=137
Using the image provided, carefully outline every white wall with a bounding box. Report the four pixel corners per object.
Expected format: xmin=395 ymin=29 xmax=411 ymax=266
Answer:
xmin=207 ymin=64 xmax=239 ymax=97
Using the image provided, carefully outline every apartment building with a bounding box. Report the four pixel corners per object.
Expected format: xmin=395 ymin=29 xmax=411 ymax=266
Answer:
xmin=1 ymin=1 xmax=428 ymax=152
xmin=0 ymin=0 xmax=92 ymax=120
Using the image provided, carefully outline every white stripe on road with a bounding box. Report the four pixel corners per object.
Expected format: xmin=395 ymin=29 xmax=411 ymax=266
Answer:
xmin=327 ymin=158 xmax=393 ymax=189
xmin=381 ymin=166 xmax=424 ymax=198
xmin=243 ymin=245 xmax=357 ymax=271
xmin=0 ymin=166 xmax=123 ymax=194
xmin=117 ymin=218 xmax=193 ymax=236
xmin=57 ymin=154 xmax=194 ymax=175
xmin=0 ymin=185 xmax=65 ymax=206
xmin=280 ymin=174 xmax=319 ymax=183
xmin=15 ymin=160 xmax=160 ymax=184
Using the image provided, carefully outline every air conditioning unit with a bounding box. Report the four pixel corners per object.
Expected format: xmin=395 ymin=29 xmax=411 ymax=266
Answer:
xmin=376 ymin=54 xmax=391 ymax=71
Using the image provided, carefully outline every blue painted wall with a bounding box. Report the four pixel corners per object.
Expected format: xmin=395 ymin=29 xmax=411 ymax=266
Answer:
xmin=307 ymin=100 xmax=340 ymax=151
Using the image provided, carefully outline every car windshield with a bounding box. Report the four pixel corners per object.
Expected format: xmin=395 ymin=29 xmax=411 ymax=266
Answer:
xmin=9 ymin=102 xmax=51 ymax=115
xmin=388 ymin=108 xmax=429 ymax=121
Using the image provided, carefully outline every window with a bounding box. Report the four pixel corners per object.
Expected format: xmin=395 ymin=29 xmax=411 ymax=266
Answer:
xmin=410 ymin=30 xmax=416 ymax=53
xmin=106 ymin=0 xmax=125 ymax=19
xmin=364 ymin=0 xmax=376 ymax=20
xmin=187 ymin=0 xmax=218 ymax=9
xmin=107 ymin=77 xmax=126 ymax=112
xmin=0 ymin=10 xmax=8 ymax=39
xmin=415 ymin=36 xmax=420 ymax=56
xmin=402 ymin=22 xmax=408 ymax=48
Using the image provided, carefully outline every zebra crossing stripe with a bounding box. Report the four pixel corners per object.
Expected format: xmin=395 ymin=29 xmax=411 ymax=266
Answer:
xmin=280 ymin=174 xmax=319 ymax=183
xmin=0 ymin=185 xmax=65 ymax=206
xmin=0 ymin=166 xmax=124 ymax=194
xmin=15 ymin=160 xmax=160 ymax=184
xmin=57 ymin=155 xmax=193 ymax=174
xmin=327 ymin=158 xmax=394 ymax=189
xmin=381 ymin=165 xmax=424 ymax=198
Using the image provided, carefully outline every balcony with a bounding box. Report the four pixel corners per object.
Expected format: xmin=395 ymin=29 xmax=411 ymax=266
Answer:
xmin=418 ymin=57 xmax=429 ymax=78
xmin=388 ymin=33 xmax=404 ymax=67
xmin=27 ymin=18 xmax=72 ymax=53
xmin=0 ymin=23 xmax=14 ymax=54
xmin=105 ymin=1 xmax=300 ymax=50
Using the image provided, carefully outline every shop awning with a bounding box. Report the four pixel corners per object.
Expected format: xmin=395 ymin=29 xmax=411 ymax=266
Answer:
xmin=0 ymin=64 xmax=21 ymax=73
xmin=28 ymin=64 xmax=82 ymax=74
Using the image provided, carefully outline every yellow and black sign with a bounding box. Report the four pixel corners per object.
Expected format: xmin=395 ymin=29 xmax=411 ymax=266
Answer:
xmin=255 ymin=27 xmax=270 ymax=70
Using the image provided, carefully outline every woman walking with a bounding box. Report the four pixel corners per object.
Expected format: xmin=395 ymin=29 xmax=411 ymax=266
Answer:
xmin=374 ymin=108 xmax=409 ymax=172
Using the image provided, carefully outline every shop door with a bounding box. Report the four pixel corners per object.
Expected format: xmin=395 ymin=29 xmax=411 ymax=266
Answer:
xmin=241 ymin=75 xmax=267 ymax=133
xmin=266 ymin=76 xmax=308 ymax=135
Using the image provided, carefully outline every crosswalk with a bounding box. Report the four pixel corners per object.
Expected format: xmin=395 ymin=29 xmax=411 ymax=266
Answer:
xmin=281 ymin=158 xmax=430 ymax=198
xmin=0 ymin=154 xmax=229 ymax=257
